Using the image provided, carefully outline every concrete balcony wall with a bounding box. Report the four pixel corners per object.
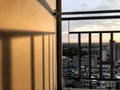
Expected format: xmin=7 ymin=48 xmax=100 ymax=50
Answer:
xmin=0 ymin=0 xmax=57 ymax=90
xmin=0 ymin=0 xmax=56 ymax=32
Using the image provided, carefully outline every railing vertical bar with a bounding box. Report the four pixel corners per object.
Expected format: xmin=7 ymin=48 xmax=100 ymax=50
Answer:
xmin=89 ymin=33 xmax=92 ymax=78
xmin=110 ymin=32 xmax=114 ymax=79
xmin=99 ymin=33 xmax=102 ymax=79
xmin=78 ymin=33 xmax=81 ymax=79
xmin=89 ymin=33 xmax=92 ymax=89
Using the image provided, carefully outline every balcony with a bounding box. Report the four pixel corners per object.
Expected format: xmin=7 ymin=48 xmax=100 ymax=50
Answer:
xmin=1 ymin=0 xmax=120 ymax=90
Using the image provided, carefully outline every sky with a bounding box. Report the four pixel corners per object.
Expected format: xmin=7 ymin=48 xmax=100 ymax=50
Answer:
xmin=62 ymin=0 xmax=120 ymax=43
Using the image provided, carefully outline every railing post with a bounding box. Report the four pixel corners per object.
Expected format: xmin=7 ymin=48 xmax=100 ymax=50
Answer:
xmin=89 ymin=33 xmax=92 ymax=89
xmin=56 ymin=0 xmax=62 ymax=90
xmin=110 ymin=32 xmax=114 ymax=79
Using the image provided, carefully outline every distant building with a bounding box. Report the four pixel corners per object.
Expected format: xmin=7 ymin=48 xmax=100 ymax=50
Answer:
xmin=72 ymin=55 xmax=97 ymax=68
xmin=72 ymin=56 xmax=79 ymax=69
xmin=108 ymin=42 xmax=120 ymax=62
xmin=109 ymin=40 xmax=116 ymax=61
xmin=62 ymin=56 xmax=73 ymax=68
xmin=81 ymin=55 xmax=98 ymax=68
xmin=116 ymin=43 xmax=120 ymax=61
xmin=102 ymin=50 xmax=108 ymax=61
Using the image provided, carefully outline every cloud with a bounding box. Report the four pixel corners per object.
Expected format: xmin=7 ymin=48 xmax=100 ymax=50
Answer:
xmin=62 ymin=0 xmax=120 ymax=42
xmin=72 ymin=21 xmax=120 ymax=32
xmin=62 ymin=0 xmax=116 ymax=11
xmin=79 ymin=0 xmax=106 ymax=10
xmin=65 ymin=19 xmax=120 ymax=31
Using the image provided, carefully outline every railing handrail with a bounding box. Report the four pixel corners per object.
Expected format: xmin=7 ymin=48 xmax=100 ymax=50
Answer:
xmin=57 ymin=10 xmax=120 ymax=15
xmin=69 ymin=30 xmax=120 ymax=34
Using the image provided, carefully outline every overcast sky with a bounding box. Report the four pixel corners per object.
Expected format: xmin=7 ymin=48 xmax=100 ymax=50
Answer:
xmin=62 ymin=0 xmax=120 ymax=12
xmin=62 ymin=0 xmax=120 ymax=43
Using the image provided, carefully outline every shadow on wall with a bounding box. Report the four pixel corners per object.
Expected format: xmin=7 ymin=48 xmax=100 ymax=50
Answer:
xmin=0 ymin=32 xmax=34 ymax=90
xmin=37 ymin=0 xmax=55 ymax=16
xmin=2 ymin=37 xmax=11 ymax=90
xmin=0 ymin=30 xmax=54 ymax=90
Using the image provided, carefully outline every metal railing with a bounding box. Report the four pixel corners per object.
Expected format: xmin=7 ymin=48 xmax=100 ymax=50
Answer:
xmin=69 ymin=31 xmax=120 ymax=80
xmin=62 ymin=30 xmax=120 ymax=89
xmin=61 ymin=10 xmax=120 ymax=89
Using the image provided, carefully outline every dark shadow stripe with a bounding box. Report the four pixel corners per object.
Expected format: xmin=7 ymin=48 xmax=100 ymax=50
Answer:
xmin=37 ymin=0 xmax=55 ymax=17
xmin=31 ymin=35 xmax=35 ymax=90
xmin=0 ymin=30 xmax=55 ymax=37
xmin=2 ymin=37 xmax=11 ymax=90
xmin=0 ymin=30 xmax=55 ymax=38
